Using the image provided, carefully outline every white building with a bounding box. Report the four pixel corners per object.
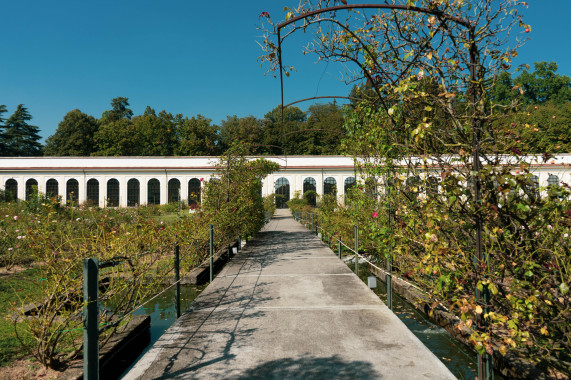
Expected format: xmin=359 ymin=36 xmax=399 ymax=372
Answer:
xmin=1 ymin=155 xmax=570 ymax=207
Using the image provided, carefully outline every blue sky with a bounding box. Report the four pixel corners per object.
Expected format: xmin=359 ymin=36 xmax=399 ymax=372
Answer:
xmin=1 ymin=1 xmax=570 ymax=142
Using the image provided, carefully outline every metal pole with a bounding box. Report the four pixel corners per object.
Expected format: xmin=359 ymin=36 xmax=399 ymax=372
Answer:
xmin=238 ymin=235 xmax=241 ymax=251
xmin=469 ymin=26 xmax=492 ymax=380
xmin=174 ymin=245 xmax=181 ymax=319
xmin=354 ymin=225 xmax=359 ymax=276
xmin=209 ymin=224 xmax=214 ymax=282
xmin=338 ymin=238 xmax=342 ymax=260
xmin=83 ymin=258 xmax=99 ymax=380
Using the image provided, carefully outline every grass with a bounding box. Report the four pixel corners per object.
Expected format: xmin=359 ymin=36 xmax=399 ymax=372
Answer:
xmin=0 ymin=268 xmax=43 ymax=366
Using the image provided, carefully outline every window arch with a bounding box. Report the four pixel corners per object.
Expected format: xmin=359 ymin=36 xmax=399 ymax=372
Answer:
xmin=303 ymin=177 xmax=317 ymax=206
xmin=426 ymin=176 xmax=439 ymax=196
xmin=188 ymin=178 xmax=201 ymax=206
xmin=127 ymin=179 xmax=140 ymax=207
xmin=26 ymin=179 xmax=38 ymax=201
xmin=148 ymin=179 xmax=161 ymax=205
xmin=344 ymin=177 xmax=356 ymax=202
xmin=274 ymin=177 xmax=290 ymax=208
xmin=5 ymin=179 xmax=18 ymax=202
xmin=86 ymin=179 xmax=99 ymax=206
xmin=46 ymin=179 xmax=59 ymax=199
xmin=548 ymin=174 xmax=559 ymax=187
xmin=66 ymin=179 xmax=79 ymax=205
xmin=168 ymin=179 xmax=181 ymax=203
xmin=324 ymin=177 xmax=337 ymax=196
xmin=107 ymin=179 xmax=120 ymax=207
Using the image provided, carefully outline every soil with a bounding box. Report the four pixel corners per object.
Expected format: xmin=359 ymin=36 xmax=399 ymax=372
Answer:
xmin=0 ymin=359 xmax=62 ymax=379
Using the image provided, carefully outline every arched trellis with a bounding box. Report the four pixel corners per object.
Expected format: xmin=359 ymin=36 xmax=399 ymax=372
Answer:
xmin=275 ymin=5 xmax=489 ymax=378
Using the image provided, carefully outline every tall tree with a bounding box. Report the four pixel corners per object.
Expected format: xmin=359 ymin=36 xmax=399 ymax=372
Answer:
xmin=0 ymin=105 xmax=7 ymax=154
xmin=305 ymin=102 xmax=345 ymax=154
xmin=516 ymin=61 xmax=571 ymax=105
xmin=128 ymin=108 xmax=177 ymax=156
xmin=219 ymin=115 xmax=264 ymax=154
xmin=93 ymin=97 xmax=135 ymax=156
xmin=1 ymin=104 xmax=42 ymax=156
xmin=44 ymin=109 xmax=98 ymax=156
xmin=262 ymin=106 xmax=307 ymax=155
xmin=175 ymin=114 xmax=220 ymax=156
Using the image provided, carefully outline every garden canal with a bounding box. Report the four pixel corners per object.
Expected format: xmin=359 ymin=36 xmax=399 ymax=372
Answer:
xmin=350 ymin=263 xmax=504 ymax=380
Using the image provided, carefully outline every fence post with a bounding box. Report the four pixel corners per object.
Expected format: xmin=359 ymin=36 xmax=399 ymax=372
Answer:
xmin=354 ymin=225 xmax=359 ymax=277
xmin=174 ymin=245 xmax=181 ymax=319
xmin=338 ymin=238 xmax=341 ymax=260
xmin=386 ymin=258 xmax=392 ymax=310
xmin=209 ymin=224 xmax=214 ymax=283
xmin=83 ymin=258 xmax=99 ymax=380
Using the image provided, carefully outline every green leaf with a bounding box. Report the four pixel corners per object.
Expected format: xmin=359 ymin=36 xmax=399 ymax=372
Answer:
xmin=560 ymin=283 xmax=569 ymax=295
xmin=489 ymin=283 xmax=499 ymax=296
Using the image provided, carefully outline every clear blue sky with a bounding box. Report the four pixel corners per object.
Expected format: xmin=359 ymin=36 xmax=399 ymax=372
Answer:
xmin=1 ymin=1 xmax=570 ymax=142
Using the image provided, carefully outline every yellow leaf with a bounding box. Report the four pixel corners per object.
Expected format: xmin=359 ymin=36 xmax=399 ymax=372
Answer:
xmin=475 ymin=305 xmax=483 ymax=314
xmin=498 ymin=345 xmax=508 ymax=356
xmin=540 ymin=326 xmax=549 ymax=336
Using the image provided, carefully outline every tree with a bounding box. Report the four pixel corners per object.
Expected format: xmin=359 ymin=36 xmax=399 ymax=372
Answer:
xmin=305 ymin=102 xmax=345 ymax=154
xmin=129 ymin=108 xmax=177 ymax=156
xmin=259 ymin=1 xmax=571 ymax=375
xmin=0 ymin=105 xmax=7 ymax=154
xmin=219 ymin=115 xmax=264 ymax=154
xmin=1 ymin=104 xmax=42 ymax=156
xmin=44 ymin=109 xmax=98 ymax=156
xmin=516 ymin=61 xmax=571 ymax=105
xmin=93 ymin=97 xmax=136 ymax=156
xmin=175 ymin=114 xmax=220 ymax=156
xmin=262 ymin=106 xmax=306 ymax=155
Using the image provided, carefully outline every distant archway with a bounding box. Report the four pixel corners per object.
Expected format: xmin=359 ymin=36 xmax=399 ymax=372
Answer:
xmin=66 ymin=179 xmax=79 ymax=205
xmin=5 ymin=179 xmax=18 ymax=202
xmin=168 ymin=179 xmax=181 ymax=203
xmin=127 ymin=179 xmax=140 ymax=207
xmin=303 ymin=177 xmax=317 ymax=206
xmin=87 ymin=179 xmax=99 ymax=206
xmin=26 ymin=179 xmax=38 ymax=201
xmin=46 ymin=179 xmax=59 ymax=199
xmin=107 ymin=179 xmax=120 ymax=207
xmin=188 ymin=178 xmax=201 ymax=206
xmin=148 ymin=179 xmax=160 ymax=205
xmin=274 ymin=177 xmax=290 ymax=208
xmin=324 ymin=177 xmax=337 ymax=196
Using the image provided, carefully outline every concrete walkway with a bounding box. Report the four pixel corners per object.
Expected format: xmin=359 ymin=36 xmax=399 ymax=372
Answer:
xmin=124 ymin=209 xmax=455 ymax=379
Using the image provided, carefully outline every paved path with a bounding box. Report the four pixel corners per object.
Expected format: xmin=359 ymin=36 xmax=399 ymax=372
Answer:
xmin=124 ymin=209 xmax=455 ymax=379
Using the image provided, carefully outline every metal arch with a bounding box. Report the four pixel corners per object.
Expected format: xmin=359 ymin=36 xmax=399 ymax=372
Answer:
xmin=276 ymin=3 xmax=471 ymax=119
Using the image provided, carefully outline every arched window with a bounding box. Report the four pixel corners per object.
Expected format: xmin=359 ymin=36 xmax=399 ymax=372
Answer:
xmin=107 ymin=179 xmax=120 ymax=207
xmin=531 ymin=175 xmax=539 ymax=192
xmin=66 ymin=179 xmax=79 ymax=205
xmin=274 ymin=177 xmax=290 ymax=208
xmin=548 ymin=174 xmax=559 ymax=187
xmin=365 ymin=177 xmax=377 ymax=198
xmin=5 ymin=179 xmax=18 ymax=202
xmin=127 ymin=179 xmax=140 ymax=207
xmin=168 ymin=179 xmax=181 ymax=203
xmin=87 ymin=179 xmax=99 ymax=206
xmin=426 ymin=176 xmax=439 ymax=196
xmin=26 ymin=179 xmax=38 ymax=201
xmin=303 ymin=177 xmax=317 ymax=206
xmin=148 ymin=179 xmax=161 ymax=205
xmin=188 ymin=178 xmax=201 ymax=206
xmin=46 ymin=179 xmax=59 ymax=199
xmin=324 ymin=177 xmax=337 ymax=196
xmin=344 ymin=177 xmax=356 ymax=202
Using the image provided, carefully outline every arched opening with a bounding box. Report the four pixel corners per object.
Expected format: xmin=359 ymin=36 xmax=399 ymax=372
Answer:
xmin=66 ymin=179 xmax=79 ymax=205
xmin=188 ymin=178 xmax=201 ymax=207
xmin=148 ymin=179 xmax=160 ymax=205
xmin=324 ymin=177 xmax=337 ymax=196
xmin=46 ymin=179 xmax=59 ymax=199
xmin=303 ymin=177 xmax=317 ymax=206
xmin=426 ymin=176 xmax=439 ymax=197
xmin=344 ymin=177 xmax=356 ymax=202
xmin=548 ymin=174 xmax=559 ymax=187
xmin=127 ymin=179 xmax=140 ymax=207
xmin=274 ymin=177 xmax=290 ymax=208
xmin=168 ymin=179 xmax=181 ymax=204
xmin=107 ymin=179 xmax=120 ymax=207
xmin=87 ymin=179 xmax=99 ymax=206
xmin=5 ymin=179 xmax=18 ymax=202
xmin=25 ymin=179 xmax=38 ymax=201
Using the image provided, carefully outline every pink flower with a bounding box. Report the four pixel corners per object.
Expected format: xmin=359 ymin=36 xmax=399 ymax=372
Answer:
xmin=372 ymin=212 xmax=378 ymax=218
xmin=200 ymin=178 xmax=204 ymax=181
xmin=13 ymin=216 xmax=18 ymax=221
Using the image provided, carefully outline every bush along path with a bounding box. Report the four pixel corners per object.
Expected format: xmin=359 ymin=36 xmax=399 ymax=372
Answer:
xmin=0 ymin=142 xmax=279 ymax=372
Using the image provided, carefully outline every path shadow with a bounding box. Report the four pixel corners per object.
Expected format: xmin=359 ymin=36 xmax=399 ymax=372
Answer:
xmin=234 ymin=355 xmax=381 ymax=380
